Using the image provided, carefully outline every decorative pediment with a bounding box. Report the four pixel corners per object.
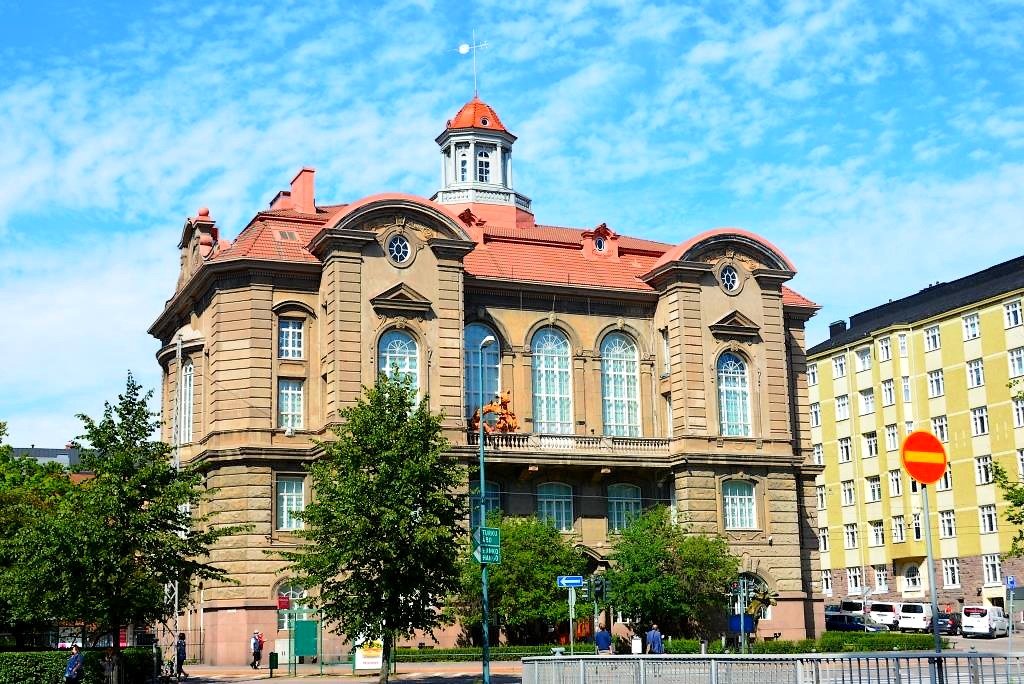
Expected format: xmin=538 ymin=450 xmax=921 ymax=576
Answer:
xmin=370 ymin=282 xmax=433 ymax=317
xmin=709 ymin=310 xmax=761 ymax=340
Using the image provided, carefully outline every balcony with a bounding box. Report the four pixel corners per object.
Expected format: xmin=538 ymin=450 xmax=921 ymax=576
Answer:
xmin=466 ymin=431 xmax=669 ymax=456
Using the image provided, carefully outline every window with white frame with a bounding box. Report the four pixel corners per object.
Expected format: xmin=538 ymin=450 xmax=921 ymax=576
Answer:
xmin=943 ymin=558 xmax=961 ymax=587
xmin=833 ymin=355 xmax=846 ymax=377
xmin=812 ymin=443 xmax=823 ymax=465
xmin=276 ymin=475 xmax=305 ymax=531
xmin=717 ymin=352 xmax=751 ymax=437
xmin=844 ymin=523 xmax=858 ymax=548
xmin=602 ymin=333 xmax=642 ymax=436
xmin=537 ymin=482 xmax=573 ymax=531
xmin=1010 ymin=347 xmax=1024 ymax=378
xmin=723 ymin=480 xmax=757 ymax=529
xmin=875 ymin=564 xmax=889 ymax=591
xmin=856 ymin=347 xmax=872 ymax=372
xmin=532 ymin=329 xmax=573 ymax=434
xmin=476 ymin=148 xmax=491 ymax=182
xmin=937 ymin=466 xmax=952 ymax=491
xmin=913 ymin=512 xmax=922 ymax=540
xmin=976 ymin=454 xmax=993 ymax=484
xmin=904 ymin=564 xmax=921 ymax=589
xmin=1018 ymin=449 xmax=1024 ymax=479
xmin=864 ymin=432 xmax=879 ymax=458
xmin=278 ymin=379 xmax=303 ymax=430
xmin=962 ymin=313 xmax=980 ymax=341
xmin=836 ymin=395 xmax=850 ymax=420
xmin=983 ymin=553 xmax=1002 ymax=585
xmin=1007 ymin=299 xmax=1023 ymax=328
xmin=177 ymin=359 xmax=194 ymax=444
xmin=1014 ymin=398 xmax=1024 ymax=429
xmin=924 ymin=325 xmax=941 ymax=352
xmin=939 ymin=510 xmax=956 ymax=538
xmin=898 ymin=333 xmax=908 ymax=358
xmin=860 ymin=389 xmax=875 ymax=414
xmin=931 ymin=415 xmax=948 ymax=443
xmin=378 ymin=329 xmax=419 ymax=392
xmin=902 ymin=376 xmax=912 ymax=403
xmin=816 ymin=485 xmax=826 ymax=509
xmin=457 ymin=145 xmax=469 ymax=181
xmin=822 ymin=569 xmax=833 ymax=595
xmin=967 ymin=359 xmax=985 ymax=388
xmin=866 ymin=476 xmax=882 ymax=502
xmin=892 ymin=515 xmax=906 ymax=542
xmin=661 ymin=329 xmax=670 ymax=375
xmin=927 ymin=370 xmax=945 ymax=398
xmin=819 ymin=527 xmax=829 ymax=552
xmin=870 ymin=520 xmax=884 ymax=546
xmin=886 ymin=424 xmax=899 ymax=451
xmin=608 ymin=483 xmax=642 ymax=532
xmin=278 ymin=318 xmax=303 ymax=359
xmin=808 ymin=362 xmax=818 ymax=386
xmin=847 ymin=566 xmax=863 ymax=592
xmin=841 ymin=480 xmax=855 ymax=506
xmin=911 ymin=479 xmax=919 ymax=493
xmin=980 ymin=504 xmax=998 ymax=534
xmin=277 ymin=583 xmax=308 ymax=630
xmin=464 ymin=323 xmax=501 ymax=422
xmin=889 ymin=469 xmax=903 ymax=497
xmin=470 ymin=481 xmax=501 ymax=530
xmin=971 ymin=406 xmax=989 ymax=436
xmin=838 ymin=437 xmax=852 ymax=462
xmin=881 ymin=379 xmax=895 ymax=406
xmin=905 ymin=419 xmax=915 ymax=434
xmin=878 ymin=337 xmax=892 ymax=362
xmin=810 ymin=402 xmax=821 ymax=427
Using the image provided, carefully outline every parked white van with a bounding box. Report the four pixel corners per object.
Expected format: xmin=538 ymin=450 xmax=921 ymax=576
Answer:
xmin=840 ymin=598 xmax=866 ymax=615
xmin=868 ymin=602 xmax=900 ymax=628
xmin=962 ymin=605 xmax=1009 ymax=638
xmin=897 ymin=603 xmax=934 ymax=632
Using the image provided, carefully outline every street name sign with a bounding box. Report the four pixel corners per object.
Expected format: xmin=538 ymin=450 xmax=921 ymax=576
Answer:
xmin=472 ymin=525 xmax=501 ymax=564
xmin=557 ymin=575 xmax=585 ymax=588
xmin=900 ymin=430 xmax=948 ymax=485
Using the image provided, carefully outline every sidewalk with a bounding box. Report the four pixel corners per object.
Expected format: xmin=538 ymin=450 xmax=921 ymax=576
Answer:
xmin=180 ymin=660 xmax=523 ymax=682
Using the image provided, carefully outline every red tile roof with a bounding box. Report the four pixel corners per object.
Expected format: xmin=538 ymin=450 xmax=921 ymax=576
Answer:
xmin=447 ymin=96 xmax=509 ymax=133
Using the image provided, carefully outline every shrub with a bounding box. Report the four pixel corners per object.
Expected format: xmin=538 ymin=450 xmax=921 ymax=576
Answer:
xmin=751 ymin=639 xmax=816 ymax=654
xmin=664 ymin=639 xmax=725 ymax=654
xmin=394 ymin=644 xmax=596 ymax=662
xmin=0 ymin=647 xmax=154 ymax=684
xmin=817 ymin=632 xmax=945 ymax=653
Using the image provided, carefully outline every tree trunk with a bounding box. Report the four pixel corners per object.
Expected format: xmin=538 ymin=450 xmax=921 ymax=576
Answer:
xmin=378 ymin=631 xmax=393 ymax=684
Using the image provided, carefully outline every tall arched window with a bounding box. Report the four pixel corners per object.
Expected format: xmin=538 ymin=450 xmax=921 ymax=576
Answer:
xmin=608 ymin=483 xmax=642 ymax=532
xmin=470 ymin=480 xmax=501 ymax=530
xmin=477 ymin=149 xmax=491 ymax=182
xmin=276 ymin=582 xmax=308 ymax=630
xmin=458 ymin=146 xmax=469 ymax=182
xmin=717 ymin=352 xmax=751 ymax=436
xmin=601 ymin=333 xmax=640 ymax=436
xmin=378 ymin=330 xmax=419 ymax=393
xmin=538 ymin=482 xmax=573 ymax=531
xmin=736 ymin=573 xmax=771 ymax=620
xmin=532 ymin=329 xmax=573 ymax=434
xmin=177 ymin=359 xmax=193 ymax=444
xmin=722 ymin=480 xmax=756 ymax=529
xmin=464 ymin=323 xmax=501 ymax=421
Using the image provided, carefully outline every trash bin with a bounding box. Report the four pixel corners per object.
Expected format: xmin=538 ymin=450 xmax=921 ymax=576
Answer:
xmin=269 ymin=652 xmax=279 ymax=670
xmin=631 ymin=636 xmax=642 ymax=654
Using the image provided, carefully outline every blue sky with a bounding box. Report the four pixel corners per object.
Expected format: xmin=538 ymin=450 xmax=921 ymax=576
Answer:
xmin=1 ymin=0 xmax=1023 ymax=446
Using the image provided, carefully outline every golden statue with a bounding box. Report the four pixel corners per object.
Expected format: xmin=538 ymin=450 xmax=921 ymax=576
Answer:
xmin=470 ymin=390 xmax=520 ymax=433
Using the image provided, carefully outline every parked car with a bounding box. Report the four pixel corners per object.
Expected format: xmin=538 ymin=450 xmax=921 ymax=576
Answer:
xmin=825 ymin=614 xmax=889 ymax=632
xmin=897 ymin=603 xmax=934 ymax=632
xmin=825 ymin=604 xmax=842 ymax=616
xmin=840 ymin=599 xmax=866 ymax=615
xmin=869 ymin=602 xmax=901 ymax=629
xmin=937 ymin=612 xmax=962 ymax=635
xmin=962 ymin=605 xmax=1009 ymax=638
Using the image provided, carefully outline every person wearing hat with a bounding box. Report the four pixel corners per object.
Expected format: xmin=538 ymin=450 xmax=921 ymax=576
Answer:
xmin=250 ymin=630 xmax=263 ymax=669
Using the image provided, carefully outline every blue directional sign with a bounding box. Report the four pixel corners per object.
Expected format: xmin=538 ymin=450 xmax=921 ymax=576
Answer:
xmin=557 ymin=575 xmax=585 ymax=588
xmin=1008 ymin=575 xmax=1017 ymax=590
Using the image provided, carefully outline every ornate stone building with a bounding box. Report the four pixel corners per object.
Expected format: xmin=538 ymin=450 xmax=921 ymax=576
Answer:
xmin=149 ymin=97 xmax=823 ymax=664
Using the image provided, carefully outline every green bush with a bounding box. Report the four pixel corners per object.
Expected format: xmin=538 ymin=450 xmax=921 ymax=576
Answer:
xmin=0 ymin=647 xmax=154 ymax=684
xmin=817 ymin=631 xmax=945 ymax=653
xmin=394 ymin=644 xmax=596 ymax=662
xmin=664 ymin=639 xmax=726 ymax=654
xmin=751 ymin=639 xmax=816 ymax=654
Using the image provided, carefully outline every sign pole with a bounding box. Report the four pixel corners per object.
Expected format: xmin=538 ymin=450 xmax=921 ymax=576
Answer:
xmin=921 ymin=484 xmax=942 ymax=684
xmin=477 ymin=335 xmax=495 ymax=684
xmin=568 ymin=587 xmax=576 ymax=655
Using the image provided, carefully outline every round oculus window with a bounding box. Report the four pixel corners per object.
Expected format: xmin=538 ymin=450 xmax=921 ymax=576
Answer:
xmin=480 ymin=117 xmax=490 ymax=126
xmin=387 ymin=234 xmax=411 ymax=264
xmin=595 ymin=237 xmax=606 ymax=252
xmin=720 ymin=265 xmax=740 ymax=292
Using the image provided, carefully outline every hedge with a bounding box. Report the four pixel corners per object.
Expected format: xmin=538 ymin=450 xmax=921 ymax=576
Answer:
xmin=394 ymin=644 xmax=596 ymax=661
xmin=817 ymin=631 xmax=946 ymax=653
xmin=0 ymin=647 xmax=154 ymax=684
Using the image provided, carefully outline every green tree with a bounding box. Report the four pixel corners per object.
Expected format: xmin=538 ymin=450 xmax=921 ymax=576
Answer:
xmin=454 ymin=514 xmax=588 ymax=645
xmin=16 ymin=375 xmax=243 ymax=671
xmin=606 ymin=506 xmax=739 ymax=638
xmin=995 ymin=378 xmax=1024 ymax=555
xmin=281 ymin=373 xmax=466 ymax=684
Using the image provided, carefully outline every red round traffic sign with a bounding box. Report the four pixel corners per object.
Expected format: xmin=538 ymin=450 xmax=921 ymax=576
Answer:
xmin=900 ymin=430 xmax=948 ymax=485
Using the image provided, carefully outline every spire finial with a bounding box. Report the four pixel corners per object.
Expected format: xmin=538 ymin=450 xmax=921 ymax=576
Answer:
xmin=457 ymin=30 xmax=488 ymax=97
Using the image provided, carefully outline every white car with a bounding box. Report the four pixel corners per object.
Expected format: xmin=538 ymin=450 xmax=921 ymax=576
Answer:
xmin=868 ymin=602 xmax=900 ymax=629
xmin=897 ymin=603 xmax=934 ymax=632
xmin=962 ymin=605 xmax=1009 ymax=638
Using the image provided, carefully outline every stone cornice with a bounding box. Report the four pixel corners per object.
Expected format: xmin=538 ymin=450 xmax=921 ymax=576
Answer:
xmin=308 ymin=228 xmax=377 ymax=259
xmin=641 ymin=261 xmax=714 ymax=290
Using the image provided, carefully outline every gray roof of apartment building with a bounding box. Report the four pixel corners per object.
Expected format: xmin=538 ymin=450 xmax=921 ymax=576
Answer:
xmin=10 ymin=446 xmax=81 ymax=467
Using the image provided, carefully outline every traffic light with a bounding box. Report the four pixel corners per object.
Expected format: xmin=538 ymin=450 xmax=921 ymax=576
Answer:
xmin=581 ymin=582 xmax=590 ymax=600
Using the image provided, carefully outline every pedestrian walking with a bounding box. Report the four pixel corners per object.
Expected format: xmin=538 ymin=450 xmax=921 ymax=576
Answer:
xmin=175 ymin=632 xmax=188 ymax=679
xmin=250 ymin=630 xmax=262 ymax=669
xmin=645 ymin=624 xmax=664 ymax=654
xmin=595 ymin=624 xmax=613 ymax=655
xmin=64 ymin=644 xmax=84 ymax=684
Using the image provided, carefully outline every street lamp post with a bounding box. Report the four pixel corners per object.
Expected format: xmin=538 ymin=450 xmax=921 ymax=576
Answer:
xmin=477 ymin=334 xmax=496 ymax=684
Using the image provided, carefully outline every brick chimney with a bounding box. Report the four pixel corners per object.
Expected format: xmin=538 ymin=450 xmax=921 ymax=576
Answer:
xmin=829 ymin=320 xmax=848 ymax=337
xmin=290 ymin=167 xmax=316 ymax=213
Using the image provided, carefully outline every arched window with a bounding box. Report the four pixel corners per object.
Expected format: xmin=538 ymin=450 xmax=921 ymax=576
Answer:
xmin=458 ymin=146 xmax=469 ymax=182
xmin=904 ymin=564 xmax=921 ymax=589
xmin=276 ymin=582 xmax=308 ymax=630
xmin=735 ymin=573 xmax=771 ymax=620
xmin=464 ymin=323 xmax=501 ymax=421
xmin=470 ymin=480 xmax=501 ymax=530
xmin=177 ymin=359 xmax=193 ymax=444
xmin=477 ymin=149 xmax=491 ymax=183
xmin=723 ymin=480 xmax=756 ymax=529
xmin=607 ymin=483 xmax=642 ymax=532
xmin=532 ymin=329 xmax=573 ymax=434
xmin=378 ymin=330 xmax=419 ymax=393
xmin=601 ymin=333 xmax=640 ymax=436
xmin=538 ymin=482 xmax=573 ymax=531
xmin=717 ymin=353 xmax=751 ymax=436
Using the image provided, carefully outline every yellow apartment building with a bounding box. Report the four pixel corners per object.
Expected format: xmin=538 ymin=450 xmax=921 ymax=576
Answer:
xmin=809 ymin=255 xmax=1024 ymax=612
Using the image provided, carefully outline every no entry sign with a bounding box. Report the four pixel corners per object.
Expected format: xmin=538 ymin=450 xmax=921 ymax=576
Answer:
xmin=901 ymin=431 xmax=948 ymax=485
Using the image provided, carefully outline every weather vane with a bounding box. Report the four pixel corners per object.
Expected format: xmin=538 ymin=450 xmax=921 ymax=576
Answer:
xmin=458 ymin=30 xmax=488 ymax=96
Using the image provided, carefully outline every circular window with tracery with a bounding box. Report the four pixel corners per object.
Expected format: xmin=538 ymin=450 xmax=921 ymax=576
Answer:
xmin=387 ymin=234 xmax=411 ymax=264
xmin=720 ymin=265 xmax=740 ymax=292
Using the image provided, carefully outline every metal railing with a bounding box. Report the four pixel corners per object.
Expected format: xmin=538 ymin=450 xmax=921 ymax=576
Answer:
xmin=467 ymin=432 xmax=670 ymax=455
xmin=522 ymin=652 xmax=1024 ymax=684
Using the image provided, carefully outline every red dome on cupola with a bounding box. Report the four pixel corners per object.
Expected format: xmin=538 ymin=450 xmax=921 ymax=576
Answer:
xmin=446 ymin=96 xmax=509 ymax=133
